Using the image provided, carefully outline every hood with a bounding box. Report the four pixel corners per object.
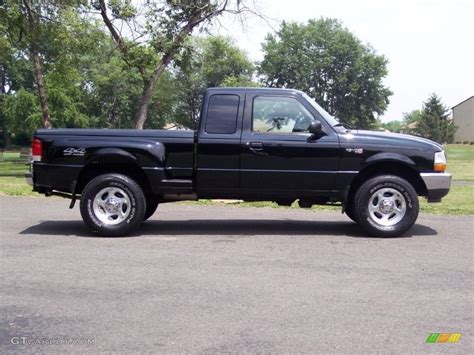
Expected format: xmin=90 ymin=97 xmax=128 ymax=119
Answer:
xmin=341 ymin=129 xmax=444 ymax=152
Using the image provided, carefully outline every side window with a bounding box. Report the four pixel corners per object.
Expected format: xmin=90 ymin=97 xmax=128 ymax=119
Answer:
xmin=252 ymin=96 xmax=314 ymax=133
xmin=205 ymin=94 xmax=239 ymax=134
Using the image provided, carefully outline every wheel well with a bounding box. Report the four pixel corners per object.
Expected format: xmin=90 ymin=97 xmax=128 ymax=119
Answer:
xmin=346 ymin=162 xmax=427 ymax=207
xmin=75 ymin=161 xmax=152 ymax=196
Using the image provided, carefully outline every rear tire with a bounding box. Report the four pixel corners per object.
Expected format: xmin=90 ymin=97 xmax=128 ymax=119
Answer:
xmin=80 ymin=174 xmax=146 ymax=237
xmin=353 ymin=175 xmax=419 ymax=237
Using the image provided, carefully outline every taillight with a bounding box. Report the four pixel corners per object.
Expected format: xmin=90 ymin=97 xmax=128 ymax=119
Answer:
xmin=31 ymin=138 xmax=42 ymax=161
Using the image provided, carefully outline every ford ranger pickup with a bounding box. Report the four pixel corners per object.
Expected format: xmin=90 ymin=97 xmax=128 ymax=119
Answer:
xmin=26 ymin=88 xmax=452 ymax=237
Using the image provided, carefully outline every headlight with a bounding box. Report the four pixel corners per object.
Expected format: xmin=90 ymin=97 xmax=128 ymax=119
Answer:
xmin=434 ymin=151 xmax=447 ymax=172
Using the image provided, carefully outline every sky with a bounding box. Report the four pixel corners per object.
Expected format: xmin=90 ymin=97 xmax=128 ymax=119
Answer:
xmin=212 ymin=0 xmax=473 ymax=122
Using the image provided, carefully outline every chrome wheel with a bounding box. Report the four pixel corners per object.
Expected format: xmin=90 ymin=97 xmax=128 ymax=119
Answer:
xmin=368 ymin=187 xmax=406 ymax=227
xmin=92 ymin=187 xmax=131 ymax=225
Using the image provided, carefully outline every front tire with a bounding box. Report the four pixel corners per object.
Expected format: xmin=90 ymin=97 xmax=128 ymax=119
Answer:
xmin=353 ymin=175 xmax=419 ymax=237
xmin=144 ymin=198 xmax=159 ymax=221
xmin=344 ymin=204 xmax=358 ymax=223
xmin=80 ymin=174 xmax=146 ymax=237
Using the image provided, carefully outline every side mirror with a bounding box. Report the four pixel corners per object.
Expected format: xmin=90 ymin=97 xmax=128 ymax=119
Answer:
xmin=308 ymin=120 xmax=323 ymax=136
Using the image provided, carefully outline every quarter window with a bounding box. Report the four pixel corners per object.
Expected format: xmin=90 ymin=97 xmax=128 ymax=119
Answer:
xmin=205 ymin=94 xmax=239 ymax=134
xmin=252 ymin=96 xmax=314 ymax=133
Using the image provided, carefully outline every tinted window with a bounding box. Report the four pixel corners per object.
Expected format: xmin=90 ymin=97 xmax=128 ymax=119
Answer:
xmin=252 ymin=96 xmax=314 ymax=133
xmin=205 ymin=94 xmax=239 ymax=134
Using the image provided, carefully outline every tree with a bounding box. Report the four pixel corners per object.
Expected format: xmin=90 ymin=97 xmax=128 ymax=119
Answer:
xmin=94 ymin=0 xmax=257 ymax=129
xmin=1 ymin=1 xmax=121 ymax=143
xmin=0 ymin=0 xmax=89 ymax=131
xmin=414 ymin=94 xmax=456 ymax=144
xmin=19 ymin=0 xmax=51 ymax=128
xmin=173 ymin=36 xmax=256 ymax=128
xmin=1 ymin=2 xmax=41 ymax=146
xmin=0 ymin=0 xmax=180 ymax=142
xmin=0 ymin=18 xmax=17 ymax=148
xmin=259 ymin=18 xmax=392 ymax=128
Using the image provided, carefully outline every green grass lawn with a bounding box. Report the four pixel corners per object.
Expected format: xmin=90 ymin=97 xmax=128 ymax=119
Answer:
xmin=0 ymin=176 xmax=33 ymax=196
xmin=0 ymin=151 xmax=29 ymax=177
xmin=419 ymin=185 xmax=474 ymax=215
xmin=1 ymin=145 xmax=473 ymax=214
xmin=445 ymin=144 xmax=474 ymax=181
xmin=0 ymin=150 xmax=32 ymax=195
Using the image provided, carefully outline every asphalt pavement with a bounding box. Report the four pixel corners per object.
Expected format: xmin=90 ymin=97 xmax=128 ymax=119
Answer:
xmin=0 ymin=196 xmax=472 ymax=353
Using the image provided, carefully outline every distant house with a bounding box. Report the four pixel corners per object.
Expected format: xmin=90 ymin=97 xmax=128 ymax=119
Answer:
xmin=399 ymin=122 xmax=417 ymax=135
xmin=452 ymin=96 xmax=474 ymax=142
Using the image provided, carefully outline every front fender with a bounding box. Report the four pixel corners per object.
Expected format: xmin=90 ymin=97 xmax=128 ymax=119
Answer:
xmin=363 ymin=152 xmax=416 ymax=168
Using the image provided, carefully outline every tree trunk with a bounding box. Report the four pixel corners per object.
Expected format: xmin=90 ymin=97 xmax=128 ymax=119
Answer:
xmin=131 ymin=10 xmax=211 ymax=129
xmin=3 ymin=128 xmax=11 ymax=150
xmin=31 ymin=45 xmax=51 ymax=129
xmin=0 ymin=65 xmax=11 ymax=149
xmin=99 ymin=2 xmax=224 ymax=129
xmin=133 ymin=54 xmax=172 ymax=129
xmin=23 ymin=0 xmax=51 ymax=129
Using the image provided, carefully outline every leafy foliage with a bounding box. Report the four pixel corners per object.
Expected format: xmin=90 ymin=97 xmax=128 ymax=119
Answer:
xmin=173 ymin=36 xmax=256 ymax=128
xmin=1 ymin=5 xmax=408 ymax=148
xmin=259 ymin=18 xmax=392 ymax=128
xmin=0 ymin=0 xmax=97 ymax=140
xmin=94 ymin=0 xmax=251 ymax=128
xmin=2 ymin=89 xmax=40 ymax=132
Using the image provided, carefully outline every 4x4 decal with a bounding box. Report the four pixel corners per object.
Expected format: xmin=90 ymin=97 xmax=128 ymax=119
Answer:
xmin=63 ymin=147 xmax=86 ymax=156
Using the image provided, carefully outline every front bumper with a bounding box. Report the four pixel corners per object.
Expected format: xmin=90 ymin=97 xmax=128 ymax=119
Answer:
xmin=420 ymin=172 xmax=452 ymax=202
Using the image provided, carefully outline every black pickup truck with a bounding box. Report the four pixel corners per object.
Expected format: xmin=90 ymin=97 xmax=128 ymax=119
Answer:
xmin=26 ymin=87 xmax=451 ymax=237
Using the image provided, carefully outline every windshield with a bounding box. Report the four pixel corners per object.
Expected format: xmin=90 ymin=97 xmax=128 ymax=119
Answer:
xmin=302 ymin=93 xmax=339 ymax=127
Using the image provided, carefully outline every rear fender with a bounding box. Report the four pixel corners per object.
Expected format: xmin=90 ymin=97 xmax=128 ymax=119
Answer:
xmin=85 ymin=142 xmax=166 ymax=166
xmin=76 ymin=143 xmax=166 ymax=195
xmin=86 ymin=147 xmax=137 ymax=165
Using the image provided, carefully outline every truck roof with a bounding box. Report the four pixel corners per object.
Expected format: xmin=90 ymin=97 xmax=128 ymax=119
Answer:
xmin=206 ymin=87 xmax=304 ymax=95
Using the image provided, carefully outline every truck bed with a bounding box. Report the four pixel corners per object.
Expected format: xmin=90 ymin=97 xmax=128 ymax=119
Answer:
xmin=33 ymin=128 xmax=195 ymax=195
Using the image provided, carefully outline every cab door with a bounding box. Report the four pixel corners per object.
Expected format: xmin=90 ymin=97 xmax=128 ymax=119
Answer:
xmin=196 ymin=92 xmax=244 ymax=194
xmin=240 ymin=93 xmax=340 ymax=195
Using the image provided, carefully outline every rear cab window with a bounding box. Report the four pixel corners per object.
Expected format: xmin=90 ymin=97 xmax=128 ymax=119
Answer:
xmin=205 ymin=94 xmax=240 ymax=134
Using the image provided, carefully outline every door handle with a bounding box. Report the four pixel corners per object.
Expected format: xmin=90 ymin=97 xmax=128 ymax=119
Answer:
xmin=246 ymin=141 xmax=268 ymax=155
xmin=248 ymin=141 xmax=263 ymax=150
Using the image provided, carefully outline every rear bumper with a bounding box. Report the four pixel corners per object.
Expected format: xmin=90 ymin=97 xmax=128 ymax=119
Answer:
xmin=420 ymin=172 xmax=452 ymax=202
